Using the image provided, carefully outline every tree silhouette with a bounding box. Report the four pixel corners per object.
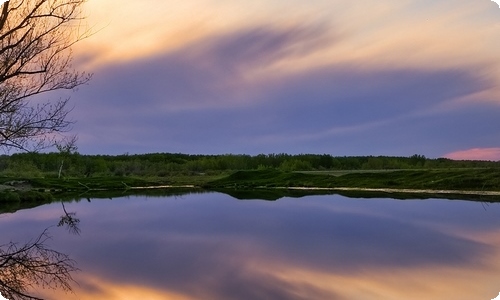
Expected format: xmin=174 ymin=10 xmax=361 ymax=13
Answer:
xmin=57 ymin=201 xmax=80 ymax=235
xmin=0 ymin=0 xmax=91 ymax=151
xmin=0 ymin=229 xmax=78 ymax=300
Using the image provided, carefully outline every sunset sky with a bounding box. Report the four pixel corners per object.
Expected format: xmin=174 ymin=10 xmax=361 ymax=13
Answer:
xmin=63 ymin=0 xmax=500 ymax=159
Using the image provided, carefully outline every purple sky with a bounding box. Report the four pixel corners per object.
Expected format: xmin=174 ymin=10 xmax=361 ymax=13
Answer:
xmin=57 ymin=0 xmax=500 ymax=159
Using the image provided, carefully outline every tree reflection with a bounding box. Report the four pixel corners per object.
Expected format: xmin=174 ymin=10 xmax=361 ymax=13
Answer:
xmin=0 ymin=229 xmax=77 ymax=300
xmin=0 ymin=202 xmax=81 ymax=300
xmin=58 ymin=202 xmax=81 ymax=235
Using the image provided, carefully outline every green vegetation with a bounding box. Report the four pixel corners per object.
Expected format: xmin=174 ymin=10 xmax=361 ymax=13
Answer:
xmin=0 ymin=152 xmax=499 ymax=206
xmin=0 ymin=152 xmax=498 ymax=178
xmin=203 ymin=168 xmax=500 ymax=201
xmin=204 ymin=168 xmax=500 ymax=190
xmin=0 ymin=190 xmax=54 ymax=214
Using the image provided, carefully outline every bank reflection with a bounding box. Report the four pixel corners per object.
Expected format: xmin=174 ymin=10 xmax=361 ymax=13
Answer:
xmin=2 ymin=193 xmax=500 ymax=300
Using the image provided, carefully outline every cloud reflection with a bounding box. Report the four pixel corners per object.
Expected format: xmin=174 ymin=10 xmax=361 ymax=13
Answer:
xmin=3 ymin=194 xmax=497 ymax=300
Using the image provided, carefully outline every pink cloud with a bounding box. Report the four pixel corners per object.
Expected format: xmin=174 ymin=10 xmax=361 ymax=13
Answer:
xmin=444 ymin=148 xmax=500 ymax=161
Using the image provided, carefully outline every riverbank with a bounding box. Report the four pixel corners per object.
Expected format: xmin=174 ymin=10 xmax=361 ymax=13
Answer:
xmin=1 ymin=168 xmax=500 ymax=205
xmin=204 ymin=168 xmax=500 ymax=190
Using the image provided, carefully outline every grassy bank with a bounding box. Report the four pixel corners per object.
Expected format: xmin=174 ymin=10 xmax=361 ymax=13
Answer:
xmin=0 ymin=175 xmax=210 ymax=214
xmin=1 ymin=168 xmax=499 ymax=209
xmin=203 ymin=168 xmax=500 ymax=192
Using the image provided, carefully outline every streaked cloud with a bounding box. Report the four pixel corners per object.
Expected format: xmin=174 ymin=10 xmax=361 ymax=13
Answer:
xmin=63 ymin=0 xmax=500 ymax=156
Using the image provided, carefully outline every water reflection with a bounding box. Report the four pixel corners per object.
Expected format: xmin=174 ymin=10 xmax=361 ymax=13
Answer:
xmin=0 ymin=230 xmax=78 ymax=300
xmin=58 ymin=202 xmax=81 ymax=235
xmin=0 ymin=200 xmax=81 ymax=300
xmin=1 ymin=193 xmax=500 ymax=299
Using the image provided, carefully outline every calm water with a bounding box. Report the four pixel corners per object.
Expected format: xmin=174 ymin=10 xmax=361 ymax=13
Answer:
xmin=2 ymin=192 xmax=500 ymax=300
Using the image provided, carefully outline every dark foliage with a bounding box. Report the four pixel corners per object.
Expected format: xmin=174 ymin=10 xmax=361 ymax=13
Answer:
xmin=0 ymin=152 xmax=498 ymax=178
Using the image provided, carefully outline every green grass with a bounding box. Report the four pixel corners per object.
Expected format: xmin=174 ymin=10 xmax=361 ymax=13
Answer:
xmin=204 ymin=168 xmax=500 ymax=191
xmin=1 ymin=168 xmax=499 ymax=194
xmin=1 ymin=168 xmax=499 ymax=210
xmin=28 ymin=177 xmax=162 ymax=190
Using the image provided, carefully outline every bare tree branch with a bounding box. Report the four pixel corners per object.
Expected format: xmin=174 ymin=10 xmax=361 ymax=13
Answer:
xmin=0 ymin=0 xmax=92 ymax=152
xmin=0 ymin=229 xmax=78 ymax=300
xmin=0 ymin=2 xmax=9 ymax=31
xmin=58 ymin=201 xmax=80 ymax=235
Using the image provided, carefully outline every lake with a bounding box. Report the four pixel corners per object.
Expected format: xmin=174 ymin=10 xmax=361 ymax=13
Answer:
xmin=1 ymin=192 xmax=500 ymax=300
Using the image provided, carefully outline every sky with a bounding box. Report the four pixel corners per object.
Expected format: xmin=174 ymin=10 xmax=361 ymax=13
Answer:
xmin=58 ymin=0 xmax=500 ymax=160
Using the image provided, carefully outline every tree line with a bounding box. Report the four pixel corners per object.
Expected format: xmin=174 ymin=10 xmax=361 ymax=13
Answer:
xmin=0 ymin=152 xmax=498 ymax=178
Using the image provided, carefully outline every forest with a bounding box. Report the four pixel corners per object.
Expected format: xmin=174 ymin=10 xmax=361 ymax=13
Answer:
xmin=0 ymin=152 xmax=498 ymax=178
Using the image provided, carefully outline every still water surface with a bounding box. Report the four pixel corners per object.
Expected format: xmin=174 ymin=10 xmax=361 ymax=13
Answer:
xmin=2 ymin=192 xmax=500 ymax=300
